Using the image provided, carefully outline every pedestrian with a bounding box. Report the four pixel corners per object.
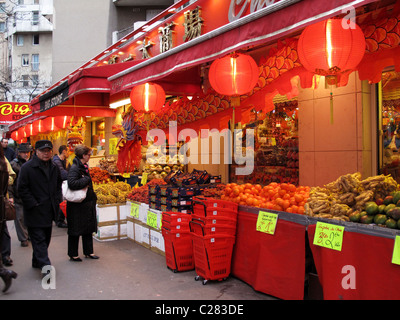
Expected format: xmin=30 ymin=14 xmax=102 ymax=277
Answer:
xmin=1 ymin=138 xmax=16 ymax=163
xmin=17 ymin=140 xmax=62 ymax=270
xmin=66 ymin=144 xmax=99 ymax=261
xmin=1 ymin=150 xmax=16 ymax=267
xmin=53 ymin=145 xmax=69 ymax=228
xmin=0 ymin=143 xmax=17 ymax=293
xmin=9 ymin=143 xmax=32 ymax=247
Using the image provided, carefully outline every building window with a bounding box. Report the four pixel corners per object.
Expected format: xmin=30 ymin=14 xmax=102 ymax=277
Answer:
xmin=17 ymin=35 xmax=24 ymax=46
xmin=22 ymin=75 xmax=29 ymax=87
xmin=0 ymin=22 xmax=5 ymax=33
xmin=0 ymin=3 xmax=5 ymax=13
xmin=18 ymin=0 xmax=24 ymax=4
xmin=33 ymin=34 xmax=39 ymax=45
xmin=34 ymin=0 xmax=39 ymax=4
xmin=32 ymin=75 xmax=39 ymax=85
xmin=32 ymin=11 xmax=39 ymax=25
xmin=31 ymin=54 xmax=39 ymax=71
xmin=22 ymin=54 xmax=29 ymax=66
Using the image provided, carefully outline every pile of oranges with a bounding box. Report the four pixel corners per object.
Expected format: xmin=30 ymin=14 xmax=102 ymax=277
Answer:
xmin=221 ymin=182 xmax=310 ymax=214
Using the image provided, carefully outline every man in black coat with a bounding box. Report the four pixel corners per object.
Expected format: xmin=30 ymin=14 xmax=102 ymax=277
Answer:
xmin=17 ymin=140 xmax=62 ymax=269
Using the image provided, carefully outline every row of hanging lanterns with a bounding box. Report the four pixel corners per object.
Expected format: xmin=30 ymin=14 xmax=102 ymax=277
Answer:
xmin=127 ymin=18 xmax=365 ymax=122
xmin=11 ymin=115 xmax=71 ymax=142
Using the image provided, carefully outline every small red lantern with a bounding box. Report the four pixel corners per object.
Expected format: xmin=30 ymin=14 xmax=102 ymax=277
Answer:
xmin=54 ymin=115 xmax=71 ymax=129
xmin=26 ymin=123 xmax=39 ymax=137
xmin=11 ymin=130 xmax=19 ymax=142
xmin=208 ymin=53 xmax=259 ymax=96
xmin=130 ymin=82 xmax=166 ymax=113
xmin=297 ymin=18 xmax=366 ymax=82
xmin=18 ymin=127 xmax=26 ymax=139
xmin=43 ymin=117 xmax=59 ymax=132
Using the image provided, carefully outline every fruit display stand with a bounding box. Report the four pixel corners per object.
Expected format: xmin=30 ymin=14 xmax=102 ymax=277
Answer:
xmin=231 ymin=205 xmax=309 ymax=300
xmin=126 ymin=200 xmax=165 ymax=256
xmin=307 ymin=217 xmax=400 ymax=300
xmin=94 ymin=202 xmax=129 ymax=241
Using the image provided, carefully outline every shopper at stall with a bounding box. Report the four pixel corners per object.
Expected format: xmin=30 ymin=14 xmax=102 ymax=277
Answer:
xmin=53 ymin=145 xmax=69 ymax=228
xmin=66 ymin=144 xmax=99 ymax=261
xmin=1 ymin=138 xmax=16 ymax=163
xmin=17 ymin=140 xmax=62 ymax=269
xmin=0 ymin=144 xmax=17 ymax=293
xmin=9 ymin=143 xmax=32 ymax=247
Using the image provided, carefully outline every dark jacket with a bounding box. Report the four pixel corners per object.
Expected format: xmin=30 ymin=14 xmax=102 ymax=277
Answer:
xmin=9 ymin=156 xmax=28 ymax=204
xmin=17 ymin=154 xmax=62 ymax=228
xmin=52 ymin=154 xmax=68 ymax=180
xmin=66 ymin=157 xmax=97 ymax=236
xmin=3 ymin=147 xmax=15 ymax=163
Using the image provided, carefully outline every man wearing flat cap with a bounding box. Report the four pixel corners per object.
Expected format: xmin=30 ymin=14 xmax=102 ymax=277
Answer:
xmin=9 ymin=143 xmax=32 ymax=247
xmin=17 ymin=140 xmax=62 ymax=270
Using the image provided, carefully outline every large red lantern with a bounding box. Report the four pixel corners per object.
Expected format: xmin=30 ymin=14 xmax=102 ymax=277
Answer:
xmin=130 ymin=82 xmax=166 ymax=113
xmin=54 ymin=115 xmax=71 ymax=129
xmin=33 ymin=119 xmax=46 ymax=133
xmin=25 ymin=123 xmax=39 ymax=137
xmin=297 ymin=18 xmax=366 ymax=82
xmin=208 ymin=53 xmax=259 ymax=96
xmin=18 ymin=127 xmax=26 ymax=140
xmin=43 ymin=117 xmax=59 ymax=132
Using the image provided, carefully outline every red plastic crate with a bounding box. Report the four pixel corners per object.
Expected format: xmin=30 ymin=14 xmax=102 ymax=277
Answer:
xmin=191 ymin=214 xmax=237 ymax=228
xmin=193 ymin=206 xmax=238 ymax=219
xmin=193 ymin=196 xmax=238 ymax=211
xmin=162 ymin=227 xmax=194 ymax=272
xmin=162 ymin=219 xmax=190 ymax=232
xmin=162 ymin=211 xmax=192 ymax=224
xmin=191 ymin=232 xmax=236 ymax=283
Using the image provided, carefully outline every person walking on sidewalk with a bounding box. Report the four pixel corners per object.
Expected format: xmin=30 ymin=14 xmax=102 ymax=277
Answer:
xmin=67 ymin=145 xmax=99 ymax=261
xmin=9 ymin=143 xmax=32 ymax=247
xmin=18 ymin=140 xmax=62 ymax=269
xmin=53 ymin=145 xmax=69 ymax=228
xmin=0 ymin=144 xmax=17 ymax=292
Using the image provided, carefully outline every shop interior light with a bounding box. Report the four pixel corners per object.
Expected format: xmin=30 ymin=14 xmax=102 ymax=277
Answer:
xmin=109 ymin=97 xmax=131 ymax=109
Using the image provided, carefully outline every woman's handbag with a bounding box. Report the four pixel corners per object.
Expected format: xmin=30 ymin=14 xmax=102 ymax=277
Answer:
xmin=62 ymin=180 xmax=88 ymax=203
xmin=4 ymin=198 xmax=16 ymax=221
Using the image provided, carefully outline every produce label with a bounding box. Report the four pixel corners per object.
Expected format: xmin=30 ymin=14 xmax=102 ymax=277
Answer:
xmin=392 ymin=235 xmax=400 ymax=265
xmin=141 ymin=172 xmax=148 ymax=185
xmin=130 ymin=203 xmax=139 ymax=218
xmin=147 ymin=211 xmax=158 ymax=229
xmin=109 ymin=138 xmax=118 ymax=155
xmin=256 ymin=211 xmax=278 ymax=235
xmin=313 ymin=222 xmax=344 ymax=251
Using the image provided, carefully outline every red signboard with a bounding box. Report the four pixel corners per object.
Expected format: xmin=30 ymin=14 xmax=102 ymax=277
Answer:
xmin=0 ymin=102 xmax=31 ymax=125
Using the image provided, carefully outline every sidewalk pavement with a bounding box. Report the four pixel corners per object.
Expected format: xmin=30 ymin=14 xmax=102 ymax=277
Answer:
xmin=0 ymin=221 xmax=276 ymax=300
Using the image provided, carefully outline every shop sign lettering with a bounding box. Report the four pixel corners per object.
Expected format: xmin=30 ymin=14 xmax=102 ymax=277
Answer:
xmin=229 ymin=0 xmax=278 ymax=22
xmin=0 ymin=102 xmax=31 ymax=124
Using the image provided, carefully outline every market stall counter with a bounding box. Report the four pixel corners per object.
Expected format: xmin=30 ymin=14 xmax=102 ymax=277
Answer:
xmin=307 ymin=218 xmax=400 ymax=300
xmin=231 ymin=205 xmax=309 ymax=300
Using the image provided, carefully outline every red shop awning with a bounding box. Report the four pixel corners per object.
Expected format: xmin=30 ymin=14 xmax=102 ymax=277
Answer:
xmin=109 ymin=0 xmax=377 ymax=94
xmin=30 ymin=60 xmax=141 ymax=114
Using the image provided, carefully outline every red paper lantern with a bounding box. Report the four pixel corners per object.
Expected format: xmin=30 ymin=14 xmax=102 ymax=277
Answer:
xmin=25 ymin=123 xmax=39 ymax=137
xmin=43 ymin=117 xmax=59 ymax=132
xmin=11 ymin=130 xmax=19 ymax=142
xmin=33 ymin=119 xmax=46 ymax=133
xmin=130 ymin=82 xmax=166 ymax=113
xmin=297 ymin=18 xmax=366 ymax=79
xmin=209 ymin=53 xmax=259 ymax=96
xmin=18 ymin=127 xmax=26 ymax=140
xmin=54 ymin=115 xmax=71 ymax=129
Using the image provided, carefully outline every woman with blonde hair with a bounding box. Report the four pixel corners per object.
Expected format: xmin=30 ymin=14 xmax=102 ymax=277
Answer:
xmin=66 ymin=145 xmax=99 ymax=261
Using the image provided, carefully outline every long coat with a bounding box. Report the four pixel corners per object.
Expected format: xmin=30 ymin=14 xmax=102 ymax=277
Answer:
xmin=66 ymin=157 xmax=97 ymax=236
xmin=17 ymin=154 xmax=62 ymax=228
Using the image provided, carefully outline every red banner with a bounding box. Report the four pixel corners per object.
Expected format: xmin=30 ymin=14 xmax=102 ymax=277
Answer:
xmin=0 ymin=102 xmax=31 ymax=125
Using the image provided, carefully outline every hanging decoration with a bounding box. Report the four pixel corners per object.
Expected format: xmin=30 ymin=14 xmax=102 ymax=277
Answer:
xmin=11 ymin=130 xmax=19 ymax=142
xmin=33 ymin=119 xmax=46 ymax=134
xmin=130 ymin=82 xmax=166 ymax=113
xmin=43 ymin=117 xmax=59 ymax=132
xmin=297 ymin=18 xmax=365 ymax=123
xmin=111 ymin=105 xmax=143 ymax=174
xmin=54 ymin=115 xmax=72 ymax=129
xmin=66 ymin=117 xmax=86 ymax=165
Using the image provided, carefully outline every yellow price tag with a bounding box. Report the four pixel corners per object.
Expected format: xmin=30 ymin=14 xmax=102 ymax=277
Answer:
xmin=141 ymin=172 xmax=148 ymax=185
xmin=109 ymin=137 xmax=118 ymax=155
xmin=256 ymin=211 xmax=278 ymax=235
xmin=147 ymin=211 xmax=158 ymax=229
xmin=130 ymin=203 xmax=139 ymax=218
xmin=392 ymin=235 xmax=400 ymax=265
xmin=122 ymin=173 xmax=130 ymax=178
xmin=313 ymin=222 xmax=344 ymax=251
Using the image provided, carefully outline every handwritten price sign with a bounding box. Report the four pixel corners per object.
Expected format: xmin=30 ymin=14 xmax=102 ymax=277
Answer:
xmin=256 ymin=211 xmax=278 ymax=235
xmin=313 ymin=222 xmax=344 ymax=251
xmin=392 ymin=236 xmax=400 ymax=265
xmin=147 ymin=211 xmax=158 ymax=229
xmin=130 ymin=203 xmax=139 ymax=218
